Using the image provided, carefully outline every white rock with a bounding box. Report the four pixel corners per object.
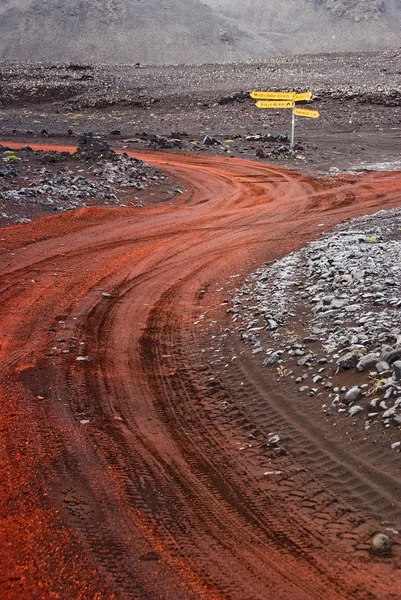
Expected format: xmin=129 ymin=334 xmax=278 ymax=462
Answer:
xmin=382 ymin=407 xmax=396 ymax=419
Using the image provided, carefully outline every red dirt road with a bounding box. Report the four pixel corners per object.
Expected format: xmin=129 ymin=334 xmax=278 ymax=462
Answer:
xmin=1 ymin=143 xmax=401 ymax=598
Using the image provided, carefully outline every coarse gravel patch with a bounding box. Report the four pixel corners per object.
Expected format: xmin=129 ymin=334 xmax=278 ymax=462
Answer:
xmin=0 ymin=136 xmax=180 ymax=226
xmin=231 ymin=205 xmax=401 ymax=448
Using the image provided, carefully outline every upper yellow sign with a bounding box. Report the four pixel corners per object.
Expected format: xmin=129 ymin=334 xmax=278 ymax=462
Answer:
xmin=294 ymin=107 xmax=320 ymax=119
xmin=293 ymin=92 xmax=312 ymax=102
xmin=250 ymin=91 xmax=295 ymax=100
xmin=256 ymin=100 xmax=295 ymax=109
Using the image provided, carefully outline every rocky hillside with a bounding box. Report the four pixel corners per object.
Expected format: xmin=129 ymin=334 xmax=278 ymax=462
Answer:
xmin=0 ymin=0 xmax=400 ymax=65
xmin=203 ymin=0 xmax=401 ymax=55
xmin=206 ymin=0 xmax=389 ymax=21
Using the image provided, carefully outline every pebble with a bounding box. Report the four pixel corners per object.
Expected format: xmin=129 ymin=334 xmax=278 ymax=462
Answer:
xmin=349 ymin=405 xmax=363 ymax=416
xmin=376 ymin=361 xmax=390 ymax=373
xmin=370 ymin=533 xmax=391 ymax=556
xmin=344 ymin=387 xmax=361 ymax=404
xmin=382 ymin=407 xmax=396 ymax=419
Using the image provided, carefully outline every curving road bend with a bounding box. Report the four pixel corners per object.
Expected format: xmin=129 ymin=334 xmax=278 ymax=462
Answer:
xmin=1 ymin=143 xmax=401 ymax=598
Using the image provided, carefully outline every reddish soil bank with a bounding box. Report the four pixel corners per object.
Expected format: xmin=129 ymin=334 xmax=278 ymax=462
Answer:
xmin=1 ymin=143 xmax=401 ymax=598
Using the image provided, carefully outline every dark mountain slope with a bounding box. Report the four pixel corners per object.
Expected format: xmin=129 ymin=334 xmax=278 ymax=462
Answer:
xmin=0 ymin=0 xmax=274 ymax=64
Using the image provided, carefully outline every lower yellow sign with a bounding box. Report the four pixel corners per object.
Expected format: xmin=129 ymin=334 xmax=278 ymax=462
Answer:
xmin=294 ymin=108 xmax=320 ymax=119
xmin=256 ymin=100 xmax=294 ymax=109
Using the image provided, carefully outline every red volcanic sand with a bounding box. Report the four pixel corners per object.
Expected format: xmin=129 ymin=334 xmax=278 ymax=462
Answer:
xmin=1 ymin=142 xmax=401 ymax=598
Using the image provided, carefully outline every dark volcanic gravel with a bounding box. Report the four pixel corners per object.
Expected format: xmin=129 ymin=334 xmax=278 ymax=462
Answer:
xmin=1 ymin=50 xmax=401 ymax=174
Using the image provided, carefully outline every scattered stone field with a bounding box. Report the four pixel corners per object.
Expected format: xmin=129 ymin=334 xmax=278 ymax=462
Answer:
xmin=231 ymin=206 xmax=401 ymax=449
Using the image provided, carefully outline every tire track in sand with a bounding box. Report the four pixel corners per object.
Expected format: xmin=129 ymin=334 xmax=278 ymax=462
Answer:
xmin=1 ymin=142 xmax=401 ymax=598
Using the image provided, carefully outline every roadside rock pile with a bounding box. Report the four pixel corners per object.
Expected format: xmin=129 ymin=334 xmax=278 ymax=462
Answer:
xmin=147 ymin=134 xmax=182 ymax=150
xmin=75 ymin=132 xmax=116 ymax=161
xmin=230 ymin=206 xmax=401 ymax=446
xmin=246 ymin=134 xmax=289 ymax=144
xmin=255 ymin=143 xmax=305 ymax=160
xmin=0 ymin=159 xmax=19 ymax=178
xmin=0 ymin=142 xmax=170 ymax=225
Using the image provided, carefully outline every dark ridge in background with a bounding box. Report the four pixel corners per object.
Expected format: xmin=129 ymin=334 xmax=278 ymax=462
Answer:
xmin=0 ymin=0 xmax=400 ymax=65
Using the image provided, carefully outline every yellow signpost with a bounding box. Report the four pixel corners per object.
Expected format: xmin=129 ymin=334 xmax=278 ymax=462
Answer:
xmin=255 ymin=100 xmax=294 ymax=109
xmin=250 ymin=90 xmax=319 ymax=148
xmin=294 ymin=107 xmax=320 ymax=119
xmin=293 ymin=92 xmax=312 ymax=102
xmin=251 ymin=91 xmax=295 ymax=100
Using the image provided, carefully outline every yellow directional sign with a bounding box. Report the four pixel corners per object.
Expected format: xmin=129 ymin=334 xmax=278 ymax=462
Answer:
xmin=256 ymin=100 xmax=295 ymax=109
xmin=294 ymin=92 xmax=312 ymax=102
xmin=294 ymin=107 xmax=320 ymax=119
xmin=251 ymin=91 xmax=295 ymax=100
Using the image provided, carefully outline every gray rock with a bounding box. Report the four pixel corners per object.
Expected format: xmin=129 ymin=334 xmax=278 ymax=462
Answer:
xmin=356 ymin=353 xmax=379 ymax=372
xmin=383 ymin=387 xmax=393 ymax=400
xmin=381 ymin=347 xmax=401 ymax=365
xmin=263 ymin=352 xmax=281 ymax=365
xmin=297 ymin=353 xmax=314 ymax=366
xmin=376 ymin=361 xmax=390 ymax=373
xmin=202 ymin=135 xmax=223 ymax=146
xmin=337 ymin=350 xmax=360 ymax=370
xmin=382 ymin=407 xmax=397 ymax=419
xmin=349 ymin=405 xmax=363 ymax=416
xmin=331 ymin=298 xmax=347 ymax=309
xmin=352 ymin=268 xmax=365 ymax=280
xmin=393 ymin=361 xmax=401 ymax=381
xmin=344 ymin=386 xmax=361 ymax=404
xmin=344 ymin=304 xmax=361 ymax=313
